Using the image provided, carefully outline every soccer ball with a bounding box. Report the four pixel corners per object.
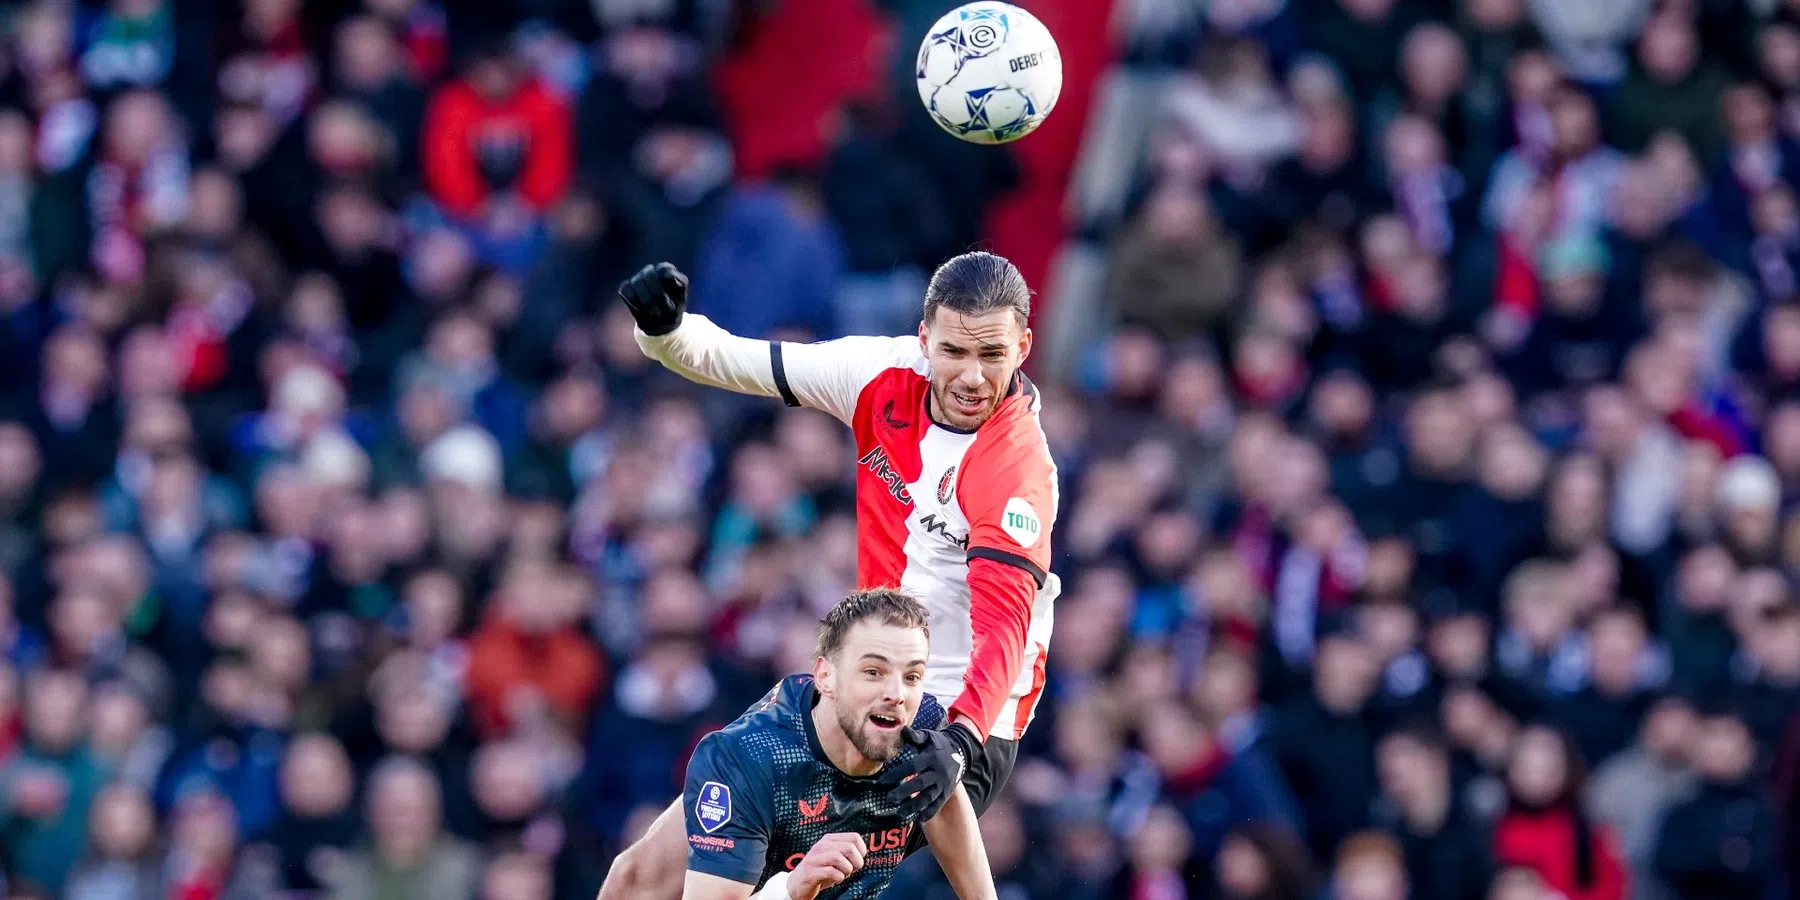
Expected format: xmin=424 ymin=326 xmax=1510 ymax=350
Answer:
xmin=915 ymin=2 xmax=1062 ymax=145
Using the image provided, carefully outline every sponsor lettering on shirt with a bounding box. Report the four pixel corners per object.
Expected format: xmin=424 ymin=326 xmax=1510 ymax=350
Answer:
xmin=782 ymin=823 xmax=915 ymax=871
xmin=688 ymin=834 xmax=736 ymax=851
xmin=1001 ymin=497 xmax=1041 ymax=547
xmin=917 ymin=513 xmax=968 ymax=549
xmin=859 ymin=446 xmax=912 ymax=504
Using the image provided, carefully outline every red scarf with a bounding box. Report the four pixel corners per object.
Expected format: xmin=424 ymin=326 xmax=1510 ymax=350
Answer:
xmin=1164 ymin=741 xmax=1231 ymax=798
xmin=1494 ymin=231 xmax=1540 ymax=319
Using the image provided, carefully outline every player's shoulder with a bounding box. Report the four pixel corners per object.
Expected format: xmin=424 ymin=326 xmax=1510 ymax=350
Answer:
xmin=965 ymin=374 xmax=1055 ymax=477
xmin=847 ymin=341 xmax=930 ymax=397
xmin=765 ymin=673 xmax=820 ymax=718
xmin=851 ymin=332 xmax=925 ymax=364
xmin=711 ymin=674 xmax=815 ymax=749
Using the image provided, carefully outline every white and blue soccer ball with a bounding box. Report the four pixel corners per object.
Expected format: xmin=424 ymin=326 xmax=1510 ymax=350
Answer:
xmin=915 ymin=2 xmax=1062 ymax=145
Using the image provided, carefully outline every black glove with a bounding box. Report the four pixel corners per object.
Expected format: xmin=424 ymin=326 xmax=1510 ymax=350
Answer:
xmin=618 ymin=262 xmax=688 ymax=336
xmin=880 ymin=722 xmax=980 ymax=820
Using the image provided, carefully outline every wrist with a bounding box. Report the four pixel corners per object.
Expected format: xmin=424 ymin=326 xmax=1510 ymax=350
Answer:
xmin=753 ymin=871 xmax=794 ymax=900
xmin=946 ymin=721 xmax=982 ymax=759
xmin=640 ymin=311 xmax=683 ymax=337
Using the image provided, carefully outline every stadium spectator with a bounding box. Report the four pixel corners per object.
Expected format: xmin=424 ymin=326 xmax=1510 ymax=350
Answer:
xmin=1587 ymin=696 xmax=1700 ymax=900
xmin=482 ymin=847 xmax=554 ymax=900
xmin=688 ymin=166 xmax=843 ymax=341
xmin=160 ymin=781 xmax=262 ymax=899
xmin=1209 ymin=821 xmax=1317 ymax=900
xmin=1494 ymin=725 xmax=1629 ymax=900
xmin=1653 ymin=710 xmax=1781 ymax=900
xmin=1104 ymin=182 xmax=1244 ymax=341
xmin=421 ymin=38 xmax=571 ymax=269
xmin=1374 ymin=723 xmax=1494 ymax=900
xmin=463 ymin=563 xmax=604 ymax=739
xmin=62 ymin=781 xmax=159 ymax=900
xmin=253 ymin=733 xmax=360 ymax=895
xmin=1144 ymin=698 xmax=1302 ymax=863
xmin=1609 ymin=16 xmax=1732 ymax=159
xmin=1269 ymin=631 xmax=1381 ymax=857
xmin=1112 ymin=803 xmax=1200 ymax=896
xmin=3 ymin=668 xmax=101 ymax=893
xmin=333 ymin=755 xmax=480 ymax=900
xmin=1322 ymin=831 xmax=1409 ymax=900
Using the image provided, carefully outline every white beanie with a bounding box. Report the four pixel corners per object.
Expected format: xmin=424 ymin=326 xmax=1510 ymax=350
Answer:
xmin=301 ymin=429 xmax=370 ymax=491
xmin=421 ymin=425 xmax=502 ymax=492
xmin=275 ymin=364 xmax=345 ymax=418
xmin=1717 ymin=454 xmax=1781 ymax=512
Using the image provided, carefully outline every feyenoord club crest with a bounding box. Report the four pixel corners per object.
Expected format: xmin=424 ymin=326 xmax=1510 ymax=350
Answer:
xmin=937 ymin=467 xmax=956 ymax=505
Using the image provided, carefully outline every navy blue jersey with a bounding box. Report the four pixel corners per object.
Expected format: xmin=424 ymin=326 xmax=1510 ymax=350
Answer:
xmin=683 ymin=674 xmax=946 ymax=897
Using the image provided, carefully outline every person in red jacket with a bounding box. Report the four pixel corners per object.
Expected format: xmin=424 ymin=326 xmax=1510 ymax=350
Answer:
xmin=1495 ymin=724 xmax=1630 ymax=900
xmin=421 ymin=39 xmax=571 ymax=225
xmin=463 ymin=562 xmax=606 ymax=739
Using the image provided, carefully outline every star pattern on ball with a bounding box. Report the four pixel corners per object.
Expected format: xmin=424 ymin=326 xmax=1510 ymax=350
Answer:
xmin=958 ymin=87 xmax=1001 ymax=135
xmin=916 ymin=25 xmax=970 ymax=80
xmin=989 ymin=96 xmax=1042 ymax=140
xmin=957 ymin=7 xmax=1010 ymax=28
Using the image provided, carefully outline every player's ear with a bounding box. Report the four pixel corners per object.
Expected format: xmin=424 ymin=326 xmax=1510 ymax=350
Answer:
xmin=811 ymin=654 xmax=832 ymax=693
xmin=917 ymin=318 xmax=930 ymax=353
xmin=1017 ymin=326 xmax=1033 ymax=362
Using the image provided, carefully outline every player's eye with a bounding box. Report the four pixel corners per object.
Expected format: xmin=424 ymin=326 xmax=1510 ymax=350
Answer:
xmin=863 ymin=668 xmax=881 ymax=678
xmin=904 ymin=673 xmax=922 ymax=685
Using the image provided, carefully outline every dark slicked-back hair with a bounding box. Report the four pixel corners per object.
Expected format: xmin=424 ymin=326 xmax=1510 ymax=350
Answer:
xmin=815 ymin=589 xmax=931 ymax=660
xmin=922 ymin=251 xmax=1031 ymax=327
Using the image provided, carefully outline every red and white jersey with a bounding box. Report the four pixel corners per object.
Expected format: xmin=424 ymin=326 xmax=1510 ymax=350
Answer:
xmin=770 ymin=334 xmax=1061 ymax=741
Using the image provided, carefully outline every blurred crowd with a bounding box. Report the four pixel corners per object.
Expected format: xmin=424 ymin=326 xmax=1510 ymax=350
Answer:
xmin=6 ymin=0 xmax=1800 ymax=899
xmin=999 ymin=0 xmax=1800 ymax=898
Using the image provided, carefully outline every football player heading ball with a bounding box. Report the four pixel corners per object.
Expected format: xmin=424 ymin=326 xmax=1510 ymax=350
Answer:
xmin=598 ymin=251 xmax=1060 ymax=900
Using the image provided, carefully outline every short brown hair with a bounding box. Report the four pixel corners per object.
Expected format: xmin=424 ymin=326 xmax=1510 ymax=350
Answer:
xmin=815 ymin=589 xmax=930 ymax=660
xmin=921 ymin=252 xmax=1031 ymax=327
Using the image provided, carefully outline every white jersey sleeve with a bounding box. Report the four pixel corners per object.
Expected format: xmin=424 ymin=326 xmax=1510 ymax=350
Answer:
xmin=633 ymin=314 xmax=785 ymax=400
xmin=636 ymin=315 xmax=922 ymax=426
xmin=770 ymin=335 xmax=924 ymax=424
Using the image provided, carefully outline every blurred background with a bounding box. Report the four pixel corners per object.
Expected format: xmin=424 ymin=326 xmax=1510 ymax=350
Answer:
xmin=1 ymin=0 xmax=1799 ymax=899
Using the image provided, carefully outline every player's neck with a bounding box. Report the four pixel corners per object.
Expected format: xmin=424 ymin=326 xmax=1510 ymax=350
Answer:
xmin=811 ymin=701 xmax=882 ymax=777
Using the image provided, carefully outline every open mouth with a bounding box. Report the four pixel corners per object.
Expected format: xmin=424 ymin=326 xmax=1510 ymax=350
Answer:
xmin=868 ymin=713 xmax=902 ymax=731
xmin=949 ymin=392 xmax=986 ymax=415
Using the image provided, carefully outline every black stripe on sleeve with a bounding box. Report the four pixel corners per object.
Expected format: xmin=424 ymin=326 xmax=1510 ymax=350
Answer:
xmin=769 ymin=342 xmax=800 ymax=407
xmin=968 ymin=546 xmax=1047 ymax=590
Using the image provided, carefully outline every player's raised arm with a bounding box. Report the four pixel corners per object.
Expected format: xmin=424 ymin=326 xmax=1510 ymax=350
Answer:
xmin=622 ymin=263 xmax=921 ymax=425
xmin=622 ymin=263 xmax=787 ymax=401
xmin=921 ymin=785 xmax=1000 ymax=900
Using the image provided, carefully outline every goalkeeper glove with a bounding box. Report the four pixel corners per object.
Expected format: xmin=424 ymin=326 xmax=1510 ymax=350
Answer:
xmin=619 ymin=262 xmax=689 ymax=337
xmin=880 ymin=722 xmax=979 ymax=820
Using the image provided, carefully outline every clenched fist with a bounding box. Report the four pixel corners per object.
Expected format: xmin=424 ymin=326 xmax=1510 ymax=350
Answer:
xmin=787 ymin=832 xmax=867 ymax=900
xmin=618 ymin=262 xmax=689 ymax=337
